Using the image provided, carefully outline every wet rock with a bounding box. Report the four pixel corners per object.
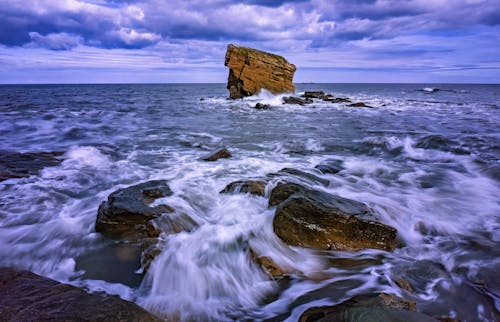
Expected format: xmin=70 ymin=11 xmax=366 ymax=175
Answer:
xmin=225 ymin=44 xmax=296 ymax=99
xmin=0 ymin=150 xmax=63 ymax=181
xmin=254 ymin=103 xmax=272 ymax=110
xmin=299 ymin=293 xmax=435 ymax=322
xmin=220 ymin=180 xmax=267 ymax=196
xmin=315 ymin=160 xmax=344 ymax=175
xmin=274 ymin=168 xmax=330 ymax=186
xmin=329 ymin=97 xmax=352 ymax=103
xmin=348 ymin=102 xmax=374 ymax=108
xmin=0 ymin=267 xmax=161 ymax=322
xmin=95 ymin=180 xmax=174 ymax=239
xmin=271 ymin=182 xmax=399 ymax=251
xmin=202 ymin=148 xmax=232 ymax=161
xmin=282 ymin=96 xmax=313 ymax=106
xmin=249 ymin=249 xmax=287 ymax=279
xmin=302 ymin=91 xmax=325 ymax=99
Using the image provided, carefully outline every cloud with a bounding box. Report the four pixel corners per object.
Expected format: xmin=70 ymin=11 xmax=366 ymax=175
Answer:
xmin=28 ymin=32 xmax=83 ymax=50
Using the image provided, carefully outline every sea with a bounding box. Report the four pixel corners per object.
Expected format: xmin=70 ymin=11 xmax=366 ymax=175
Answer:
xmin=0 ymin=83 xmax=499 ymax=321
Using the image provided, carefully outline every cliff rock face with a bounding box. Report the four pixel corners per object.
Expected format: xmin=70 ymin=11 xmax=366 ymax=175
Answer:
xmin=224 ymin=44 xmax=296 ymax=99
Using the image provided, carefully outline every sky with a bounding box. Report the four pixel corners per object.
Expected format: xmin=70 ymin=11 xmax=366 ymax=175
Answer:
xmin=1 ymin=0 xmax=499 ymax=84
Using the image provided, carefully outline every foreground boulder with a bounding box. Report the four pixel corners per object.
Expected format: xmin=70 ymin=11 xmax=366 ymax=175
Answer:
xmin=96 ymin=180 xmax=174 ymax=239
xmin=299 ymin=293 xmax=437 ymax=322
xmin=0 ymin=150 xmax=63 ymax=181
xmin=271 ymin=183 xmax=399 ymax=251
xmin=225 ymin=44 xmax=296 ymax=99
xmin=0 ymin=267 xmax=161 ymax=322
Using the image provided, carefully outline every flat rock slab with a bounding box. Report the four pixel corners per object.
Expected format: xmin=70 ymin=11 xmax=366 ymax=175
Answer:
xmin=299 ymin=293 xmax=436 ymax=322
xmin=0 ymin=150 xmax=63 ymax=181
xmin=271 ymin=182 xmax=399 ymax=251
xmin=225 ymin=44 xmax=296 ymax=99
xmin=0 ymin=267 xmax=161 ymax=322
xmin=96 ymin=180 xmax=174 ymax=239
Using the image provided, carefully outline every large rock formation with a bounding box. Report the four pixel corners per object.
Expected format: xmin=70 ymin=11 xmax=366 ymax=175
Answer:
xmin=0 ymin=267 xmax=161 ymax=321
xmin=224 ymin=44 xmax=296 ymax=99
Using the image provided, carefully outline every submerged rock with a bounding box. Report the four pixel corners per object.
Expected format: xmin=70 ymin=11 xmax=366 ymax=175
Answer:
xmin=277 ymin=168 xmax=330 ymax=186
xmin=348 ymin=102 xmax=374 ymax=108
xmin=282 ymin=96 xmax=313 ymax=106
xmin=95 ymin=180 xmax=174 ymax=239
xmin=202 ymin=148 xmax=232 ymax=161
xmin=0 ymin=150 xmax=63 ymax=181
xmin=0 ymin=267 xmax=161 ymax=322
xmin=271 ymin=182 xmax=399 ymax=251
xmin=315 ymin=160 xmax=344 ymax=175
xmin=225 ymin=44 xmax=296 ymax=99
xmin=299 ymin=293 xmax=435 ymax=322
xmin=220 ymin=180 xmax=267 ymax=196
xmin=329 ymin=97 xmax=352 ymax=103
xmin=254 ymin=103 xmax=272 ymax=110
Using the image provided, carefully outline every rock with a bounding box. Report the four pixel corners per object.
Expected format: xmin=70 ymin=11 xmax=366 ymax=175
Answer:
xmin=299 ymin=293 xmax=435 ymax=322
xmin=271 ymin=182 xmax=399 ymax=251
xmin=348 ymin=102 xmax=374 ymax=108
xmin=0 ymin=267 xmax=161 ymax=322
xmin=282 ymin=96 xmax=313 ymax=105
xmin=275 ymin=168 xmax=330 ymax=186
xmin=0 ymin=150 xmax=63 ymax=181
xmin=249 ymin=249 xmax=287 ymax=279
xmin=254 ymin=103 xmax=272 ymax=110
xmin=225 ymin=44 xmax=296 ymax=99
xmin=302 ymin=91 xmax=325 ymax=99
xmin=202 ymin=148 xmax=232 ymax=161
xmin=95 ymin=180 xmax=174 ymax=239
xmin=220 ymin=180 xmax=267 ymax=196
xmin=315 ymin=160 xmax=344 ymax=175
xmin=329 ymin=97 xmax=352 ymax=103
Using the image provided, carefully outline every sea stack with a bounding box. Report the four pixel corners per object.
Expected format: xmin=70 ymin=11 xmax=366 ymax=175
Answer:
xmin=224 ymin=44 xmax=296 ymax=99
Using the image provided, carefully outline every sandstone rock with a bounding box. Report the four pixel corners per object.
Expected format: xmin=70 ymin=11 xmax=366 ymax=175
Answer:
xmin=225 ymin=44 xmax=296 ymax=99
xmin=299 ymin=293 xmax=434 ymax=322
xmin=254 ymin=103 xmax=272 ymax=110
xmin=95 ymin=180 xmax=174 ymax=239
xmin=348 ymin=102 xmax=374 ymax=108
xmin=220 ymin=180 xmax=267 ymax=196
xmin=0 ymin=267 xmax=161 ymax=322
xmin=282 ymin=96 xmax=313 ymax=105
xmin=202 ymin=148 xmax=232 ymax=161
xmin=271 ymin=182 xmax=399 ymax=251
xmin=302 ymin=91 xmax=325 ymax=99
xmin=0 ymin=150 xmax=63 ymax=181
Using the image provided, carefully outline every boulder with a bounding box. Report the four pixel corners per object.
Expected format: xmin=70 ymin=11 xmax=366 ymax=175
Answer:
xmin=271 ymin=182 xmax=399 ymax=251
xmin=95 ymin=180 xmax=174 ymax=239
xmin=202 ymin=148 xmax=232 ymax=161
xmin=302 ymin=91 xmax=325 ymax=99
xmin=299 ymin=293 xmax=436 ymax=322
xmin=225 ymin=44 xmax=296 ymax=99
xmin=282 ymin=96 xmax=313 ymax=106
xmin=348 ymin=102 xmax=374 ymax=108
xmin=315 ymin=160 xmax=344 ymax=175
xmin=220 ymin=180 xmax=267 ymax=196
xmin=329 ymin=97 xmax=352 ymax=103
xmin=0 ymin=150 xmax=63 ymax=181
xmin=0 ymin=267 xmax=161 ymax=322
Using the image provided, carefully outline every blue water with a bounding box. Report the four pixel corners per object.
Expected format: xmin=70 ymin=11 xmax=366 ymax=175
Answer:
xmin=0 ymin=84 xmax=499 ymax=321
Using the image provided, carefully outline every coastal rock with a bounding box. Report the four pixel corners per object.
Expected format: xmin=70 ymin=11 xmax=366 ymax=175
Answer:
xmin=0 ymin=267 xmax=161 ymax=322
xmin=302 ymin=91 xmax=325 ymax=99
xmin=220 ymin=180 xmax=267 ymax=196
xmin=95 ymin=180 xmax=174 ymax=239
xmin=278 ymin=168 xmax=330 ymax=186
xmin=299 ymin=293 xmax=436 ymax=322
xmin=225 ymin=44 xmax=296 ymax=99
xmin=348 ymin=102 xmax=374 ymax=108
xmin=329 ymin=97 xmax=352 ymax=103
xmin=282 ymin=96 xmax=313 ymax=106
xmin=0 ymin=150 xmax=63 ymax=181
xmin=315 ymin=160 xmax=344 ymax=175
xmin=254 ymin=103 xmax=272 ymax=110
xmin=202 ymin=148 xmax=232 ymax=161
xmin=271 ymin=182 xmax=399 ymax=251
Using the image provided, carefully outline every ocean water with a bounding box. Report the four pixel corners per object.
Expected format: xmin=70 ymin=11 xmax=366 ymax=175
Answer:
xmin=0 ymin=83 xmax=499 ymax=321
